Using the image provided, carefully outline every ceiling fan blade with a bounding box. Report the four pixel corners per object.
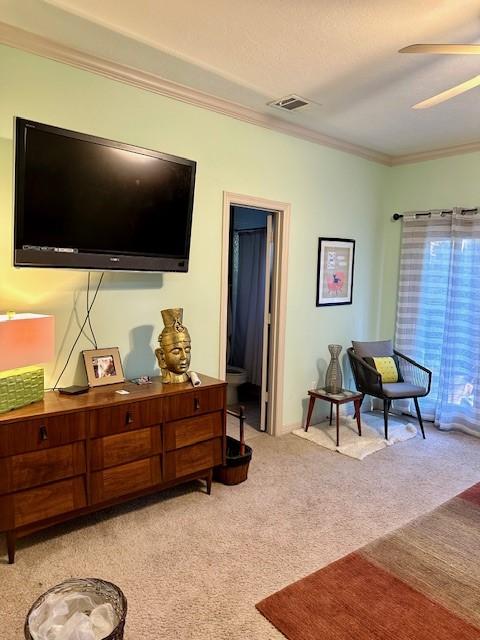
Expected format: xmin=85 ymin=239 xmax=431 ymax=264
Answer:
xmin=413 ymin=74 xmax=480 ymax=109
xmin=400 ymin=44 xmax=480 ymax=54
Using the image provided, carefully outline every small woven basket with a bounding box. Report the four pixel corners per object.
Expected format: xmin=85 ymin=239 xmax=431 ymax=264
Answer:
xmin=24 ymin=578 xmax=127 ymax=640
xmin=213 ymin=435 xmax=252 ymax=485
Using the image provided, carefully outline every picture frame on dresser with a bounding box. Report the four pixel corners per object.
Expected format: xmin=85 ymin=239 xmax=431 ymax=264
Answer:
xmin=83 ymin=347 xmax=125 ymax=387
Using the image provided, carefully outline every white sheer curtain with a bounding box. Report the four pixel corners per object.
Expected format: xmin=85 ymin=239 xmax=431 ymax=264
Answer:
xmin=230 ymin=229 xmax=266 ymax=386
xmin=395 ymin=208 xmax=480 ymax=437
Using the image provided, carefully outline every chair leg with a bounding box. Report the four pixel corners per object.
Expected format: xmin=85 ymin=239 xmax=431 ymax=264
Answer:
xmin=413 ymin=397 xmax=426 ymax=439
xmin=383 ymin=399 xmax=391 ymax=440
xmin=353 ymin=397 xmax=363 ymax=437
xmin=353 ymin=395 xmax=364 ymax=421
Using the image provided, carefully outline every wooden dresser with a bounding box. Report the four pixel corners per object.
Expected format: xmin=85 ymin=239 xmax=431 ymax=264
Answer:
xmin=0 ymin=374 xmax=226 ymax=563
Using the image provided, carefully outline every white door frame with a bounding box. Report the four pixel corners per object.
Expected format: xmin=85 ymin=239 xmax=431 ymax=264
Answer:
xmin=259 ymin=214 xmax=273 ymax=431
xmin=219 ymin=192 xmax=290 ymax=436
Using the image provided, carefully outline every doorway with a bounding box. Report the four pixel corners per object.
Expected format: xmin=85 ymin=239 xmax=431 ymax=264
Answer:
xmin=219 ymin=193 xmax=290 ymax=436
xmin=227 ymin=206 xmax=272 ymax=431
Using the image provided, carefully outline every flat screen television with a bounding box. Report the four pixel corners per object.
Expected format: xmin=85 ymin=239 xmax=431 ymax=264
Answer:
xmin=14 ymin=118 xmax=196 ymax=272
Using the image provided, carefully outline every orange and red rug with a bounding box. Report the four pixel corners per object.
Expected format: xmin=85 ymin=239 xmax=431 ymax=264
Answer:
xmin=256 ymin=483 xmax=480 ymax=639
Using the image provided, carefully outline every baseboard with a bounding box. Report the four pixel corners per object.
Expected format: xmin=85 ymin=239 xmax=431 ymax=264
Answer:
xmin=276 ymin=421 xmax=302 ymax=436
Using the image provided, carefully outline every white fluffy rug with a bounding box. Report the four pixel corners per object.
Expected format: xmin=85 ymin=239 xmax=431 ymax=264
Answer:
xmin=293 ymin=414 xmax=418 ymax=460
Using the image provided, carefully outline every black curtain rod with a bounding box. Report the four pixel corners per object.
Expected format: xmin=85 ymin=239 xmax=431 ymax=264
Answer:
xmin=393 ymin=208 xmax=478 ymax=221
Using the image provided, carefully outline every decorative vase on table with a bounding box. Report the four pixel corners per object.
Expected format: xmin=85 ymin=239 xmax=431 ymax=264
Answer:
xmin=325 ymin=344 xmax=343 ymax=393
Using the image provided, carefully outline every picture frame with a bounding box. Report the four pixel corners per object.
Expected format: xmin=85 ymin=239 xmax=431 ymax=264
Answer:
xmin=316 ymin=237 xmax=355 ymax=306
xmin=82 ymin=347 xmax=125 ymax=387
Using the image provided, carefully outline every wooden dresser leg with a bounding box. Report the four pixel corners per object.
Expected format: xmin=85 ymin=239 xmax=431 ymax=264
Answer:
xmin=206 ymin=469 xmax=213 ymax=495
xmin=6 ymin=531 xmax=16 ymax=564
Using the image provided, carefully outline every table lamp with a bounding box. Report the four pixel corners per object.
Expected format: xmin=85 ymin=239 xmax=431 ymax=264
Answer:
xmin=0 ymin=312 xmax=55 ymax=413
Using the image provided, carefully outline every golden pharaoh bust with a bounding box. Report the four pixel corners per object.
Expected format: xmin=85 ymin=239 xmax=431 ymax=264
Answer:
xmin=155 ymin=308 xmax=191 ymax=383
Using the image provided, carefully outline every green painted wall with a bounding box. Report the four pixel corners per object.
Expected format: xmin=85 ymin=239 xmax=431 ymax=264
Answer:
xmin=0 ymin=45 xmax=387 ymax=428
xmin=379 ymin=153 xmax=480 ymax=339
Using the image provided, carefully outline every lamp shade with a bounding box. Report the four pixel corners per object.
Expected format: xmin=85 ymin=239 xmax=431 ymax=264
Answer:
xmin=0 ymin=313 xmax=55 ymax=371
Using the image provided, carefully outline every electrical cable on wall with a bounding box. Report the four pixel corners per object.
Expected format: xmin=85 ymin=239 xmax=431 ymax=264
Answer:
xmin=80 ymin=273 xmax=97 ymax=349
xmin=86 ymin=272 xmax=98 ymax=349
xmin=52 ymin=273 xmax=105 ymax=390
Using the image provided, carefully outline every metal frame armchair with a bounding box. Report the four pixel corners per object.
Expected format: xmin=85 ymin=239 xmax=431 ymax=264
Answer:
xmin=347 ymin=342 xmax=432 ymax=440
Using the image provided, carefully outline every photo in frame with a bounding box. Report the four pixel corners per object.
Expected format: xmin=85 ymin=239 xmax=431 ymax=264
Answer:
xmin=82 ymin=347 xmax=125 ymax=387
xmin=316 ymin=237 xmax=355 ymax=306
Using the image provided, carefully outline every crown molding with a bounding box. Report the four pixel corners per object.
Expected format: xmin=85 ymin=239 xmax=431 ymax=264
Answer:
xmin=391 ymin=141 xmax=480 ymax=166
xmin=3 ymin=22 xmax=479 ymax=168
xmin=0 ymin=22 xmax=391 ymax=166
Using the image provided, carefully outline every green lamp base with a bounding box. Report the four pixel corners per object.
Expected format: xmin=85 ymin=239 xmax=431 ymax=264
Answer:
xmin=0 ymin=366 xmax=45 ymax=413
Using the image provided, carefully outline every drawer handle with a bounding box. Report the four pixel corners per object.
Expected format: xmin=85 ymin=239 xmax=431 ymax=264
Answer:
xmin=125 ymin=411 xmax=134 ymax=425
xmin=194 ymin=398 xmax=200 ymax=411
xmin=39 ymin=425 xmax=48 ymax=441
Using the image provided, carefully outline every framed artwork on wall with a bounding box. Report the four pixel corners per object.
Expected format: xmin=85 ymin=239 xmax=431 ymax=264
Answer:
xmin=82 ymin=347 xmax=125 ymax=387
xmin=316 ymin=237 xmax=355 ymax=306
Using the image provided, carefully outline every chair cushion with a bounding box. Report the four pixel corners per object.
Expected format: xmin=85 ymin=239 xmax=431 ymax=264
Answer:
xmin=352 ymin=340 xmax=394 ymax=358
xmin=382 ymin=382 xmax=427 ymax=398
xmin=364 ymin=356 xmax=403 ymax=383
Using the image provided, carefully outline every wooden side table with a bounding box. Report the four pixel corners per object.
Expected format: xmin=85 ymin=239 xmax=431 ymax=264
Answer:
xmin=304 ymin=388 xmax=364 ymax=447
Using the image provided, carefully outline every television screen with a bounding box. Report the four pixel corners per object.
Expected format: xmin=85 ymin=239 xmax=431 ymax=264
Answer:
xmin=14 ymin=118 xmax=196 ymax=272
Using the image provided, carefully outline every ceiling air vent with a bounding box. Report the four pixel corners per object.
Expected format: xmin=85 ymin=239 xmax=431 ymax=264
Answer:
xmin=268 ymin=94 xmax=311 ymax=111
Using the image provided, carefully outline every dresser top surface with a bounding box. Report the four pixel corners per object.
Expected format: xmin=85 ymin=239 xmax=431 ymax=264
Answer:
xmin=0 ymin=374 xmax=226 ymax=423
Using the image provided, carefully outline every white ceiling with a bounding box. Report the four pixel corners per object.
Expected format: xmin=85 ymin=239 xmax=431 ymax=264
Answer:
xmin=1 ymin=0 xmax=480 ymax=159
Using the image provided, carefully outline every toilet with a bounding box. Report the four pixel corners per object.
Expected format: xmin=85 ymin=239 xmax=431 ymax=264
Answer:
xmin=226 ymin=365 xmax=248 ymax=405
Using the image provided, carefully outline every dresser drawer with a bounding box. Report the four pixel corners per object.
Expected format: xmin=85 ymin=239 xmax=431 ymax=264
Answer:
xmin=90 ymin=427 xmax=161 ymax=470
xmin=165 ymin=411 xmax=223 ymax=451
xmin=10 ymin=477 xmax=87 ymax=528
xmin=90 ymin=456 xmax=162 ymax=504
xmin=164 ymin=438 xmax=223 ymax=480
xmin=163 ymin=387 xmax=225 ymax=422
xmin=0 ymin=442 xmax=86 ymax=494
xmin=89 ymin=401 xmax=162 ymax=437
xmin=0 ymin=413 xmax=87 ymax=457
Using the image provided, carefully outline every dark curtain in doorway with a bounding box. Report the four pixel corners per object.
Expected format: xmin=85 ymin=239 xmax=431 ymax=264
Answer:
xmin=230 ymin=229 xmax=266 ymax=386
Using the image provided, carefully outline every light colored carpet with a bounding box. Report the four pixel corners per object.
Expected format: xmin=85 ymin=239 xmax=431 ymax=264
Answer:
xmin=293 ymin=414 xmax=418 ymax=459
xmin=2 ymin=414 xmax=480 ymax=640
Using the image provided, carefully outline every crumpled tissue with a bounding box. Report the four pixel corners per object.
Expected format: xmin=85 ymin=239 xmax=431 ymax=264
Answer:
xmin=28 ymin=591 xmax=117 ymax=640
